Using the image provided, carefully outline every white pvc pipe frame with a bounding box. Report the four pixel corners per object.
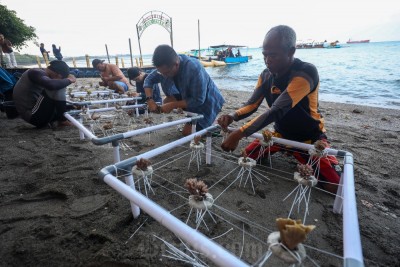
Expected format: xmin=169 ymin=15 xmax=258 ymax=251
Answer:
xmin=64 ymin=112 xmax=203 ymax=163
xmin=99 ymin=126 xmax=364 ymax=267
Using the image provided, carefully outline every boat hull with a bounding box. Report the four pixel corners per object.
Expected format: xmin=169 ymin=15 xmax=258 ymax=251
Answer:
xmin=224 ymin=56 xmax=248 ymax=64
xmin=346 ymin=40 xmax=370 ymax=44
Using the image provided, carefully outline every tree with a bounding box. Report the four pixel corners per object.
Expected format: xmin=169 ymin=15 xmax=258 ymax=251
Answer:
xmin=0 ymin=4 xmax=37 ymax=51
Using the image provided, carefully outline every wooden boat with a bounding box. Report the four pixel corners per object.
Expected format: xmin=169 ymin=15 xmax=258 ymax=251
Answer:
xmin=199 ymin=60 xmax=227 ymax=67
xmin=211 ymin=60 xmax=226 ymax=67
xmin=346 ymin=39 xmax=370 ymax=44
xmin=200 ymin=60 xmax=215 ymax=67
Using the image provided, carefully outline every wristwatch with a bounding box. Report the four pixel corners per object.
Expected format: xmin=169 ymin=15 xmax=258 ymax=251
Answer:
xmin=145 ymin=96 xmax=153 ymax=101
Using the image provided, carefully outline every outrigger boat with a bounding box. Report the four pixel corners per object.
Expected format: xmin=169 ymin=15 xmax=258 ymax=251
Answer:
xmin=208 ymin=45 xmax=249 ymax=64
xmin=187 ymin=45 xmax=250 ymax=67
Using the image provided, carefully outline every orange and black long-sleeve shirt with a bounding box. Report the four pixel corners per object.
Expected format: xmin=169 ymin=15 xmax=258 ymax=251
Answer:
xmin=232 ymin=58 xmax=326 ymax=142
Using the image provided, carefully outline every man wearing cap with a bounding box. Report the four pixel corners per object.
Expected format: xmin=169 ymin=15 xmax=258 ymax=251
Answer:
xmin=127 ymin=67 xmax=162 ymax=104
xmin=13 ymin=60 xmax=76 ymax=128
xmin=92 ymin=59 xmax=129 ymax=94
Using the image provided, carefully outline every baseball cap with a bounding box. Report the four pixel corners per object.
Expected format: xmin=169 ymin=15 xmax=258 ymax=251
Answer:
xmin=48 ymin=60 xmax=70 ymax=78
xmin=127 ymin=67 xmax=141 ymax=80
xmin=92 ymin=59 xmax=105 ymax=69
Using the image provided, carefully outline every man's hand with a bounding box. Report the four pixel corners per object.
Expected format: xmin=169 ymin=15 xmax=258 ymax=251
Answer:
xmin=217 ymin=114 xmax=234 ymax=131
xmin=67 ymin=74 xmax=76 ymax=83
xmin=160 ymin=102 xmax=175 ymax=113
xmin=58 ymin=120 xmax=73 ymax=127
xmin=147 ymin=99 xmax=159 ymax=112
xmin=221 ymin=129 xmax=244 ymax=152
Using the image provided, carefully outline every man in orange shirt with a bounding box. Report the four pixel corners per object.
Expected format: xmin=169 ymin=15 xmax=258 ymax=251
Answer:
xmin=92 ymin=59 xmax=129 ymax=94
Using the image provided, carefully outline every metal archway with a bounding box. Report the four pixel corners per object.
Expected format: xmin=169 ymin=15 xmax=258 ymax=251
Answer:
xmin=136 ymin=10 xmax=173 ymax=67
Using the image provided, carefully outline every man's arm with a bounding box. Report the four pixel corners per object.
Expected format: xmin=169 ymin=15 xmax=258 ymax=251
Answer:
xmin=161 ymin=99 xmax=187 ymax=113
xmin=217 ymin=74 xmax=266 ymax=130
xmin=28 ymin=69 xmax=72 ymax=90
xmin=221 ymin=75 xmax=312 ymax=152
xmin=143 ymin=70 xmax=165 ymax=112
xmin=240 ymin=76 xmax=312 ymax=137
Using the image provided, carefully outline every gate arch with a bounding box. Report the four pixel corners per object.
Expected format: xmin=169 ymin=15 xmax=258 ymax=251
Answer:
xmin=136 ymin=10 xmax=173 ymax=67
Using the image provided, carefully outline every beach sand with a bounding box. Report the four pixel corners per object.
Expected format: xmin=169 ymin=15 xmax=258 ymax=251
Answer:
xmin=0 ymin=84 xmax=399 ymax=267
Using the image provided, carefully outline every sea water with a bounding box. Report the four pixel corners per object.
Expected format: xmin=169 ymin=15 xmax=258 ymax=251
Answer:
xmin=68 ymin=41 xmax=400 ymax=109
xmin=205 ymin=41 xmax=400 ymax=110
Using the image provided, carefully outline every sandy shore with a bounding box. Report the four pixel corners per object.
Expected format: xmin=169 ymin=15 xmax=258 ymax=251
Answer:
xmin=0 ymin=83 xmax=399 ymax=266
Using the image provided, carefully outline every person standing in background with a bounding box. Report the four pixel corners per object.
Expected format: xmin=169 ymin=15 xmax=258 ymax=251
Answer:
xmin=40 ymin=43 xmax=50 ymax=61
xmin=52 ymin=44 xmax=63 ymax=60
xmin=0 ymin=33 xmax=17 ymax=68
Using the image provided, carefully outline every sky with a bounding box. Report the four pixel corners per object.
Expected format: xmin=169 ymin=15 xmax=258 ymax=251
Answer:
xmin=2 ymin=0 xmax=400 ymax=57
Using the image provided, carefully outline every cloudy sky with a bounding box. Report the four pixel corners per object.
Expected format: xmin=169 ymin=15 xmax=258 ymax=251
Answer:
xmin=2 ymin=0 xmax=400 ymax=57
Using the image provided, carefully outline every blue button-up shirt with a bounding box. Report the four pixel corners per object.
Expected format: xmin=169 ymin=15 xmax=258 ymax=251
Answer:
xmin=144 ymin=55 xmax=225 ymax=130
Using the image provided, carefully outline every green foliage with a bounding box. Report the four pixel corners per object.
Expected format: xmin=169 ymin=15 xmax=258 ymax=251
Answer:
xmin=0 ymin=4 xmax=37 ymax=50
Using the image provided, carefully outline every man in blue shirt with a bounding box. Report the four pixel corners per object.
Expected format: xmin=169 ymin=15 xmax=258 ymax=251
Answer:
xmin=144 ymin=45 xmax=225 ymax=135
xmin=127 ymin=67 xmax=162 ymax=104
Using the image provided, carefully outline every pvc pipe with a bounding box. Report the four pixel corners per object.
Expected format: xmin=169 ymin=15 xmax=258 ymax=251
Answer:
xmin=233 ymin=128 xmax=344 ymax=157
xmin=79 ymin=117 xmax=85 ymax=140
xmin=123 ymin=174 xmax=141 ymax=219
xmin=70 ymin=97 xmax=141 ymax=106
xmin=342 ymin=153 xmax=364 ymax=267
xmin=84 ymin=107 xmax=115 ymax=113
xmin=105 ymin=125 xmax=218 ymax=172
xmin=333 ymin=174 xmax=344 ymax=214
xmin=64 ymin=113 xmax=96 ymax=140
xmin=122 ymin=116 xmax=204 ymax=139
xmin=68 ymin=90 xmax=111 ymax=95
xmin=206 ymin=132 xmax=212 ymax=164
xmin=103 ymin=173 xmax=248 ymax=267
xmin=98 ymin=124 xmax=363 ymax=267
xmin=112 ymin=141 xmax=120 ymax=163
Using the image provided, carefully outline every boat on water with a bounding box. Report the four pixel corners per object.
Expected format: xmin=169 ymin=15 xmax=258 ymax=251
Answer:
xmin=346 ymin=39 xmax=370 ymax=44
xmin=209 ymin=45 xmax=249 ymax=64
xmin=296 ymin=40 xmax=341 ymax=49
xmin=324 ymin=41 xmax=341 ymax=49
xmin=296 ymin=40 xmax=325 ymax=49
xmin=187 ymin=45 xmax=250 ymax=67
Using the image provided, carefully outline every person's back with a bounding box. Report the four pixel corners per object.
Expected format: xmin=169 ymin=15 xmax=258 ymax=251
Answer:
xmin=174 ymin=54 xmax=224 ymax=128
xmin=13 ymin=60 xmax=75 ymax=128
